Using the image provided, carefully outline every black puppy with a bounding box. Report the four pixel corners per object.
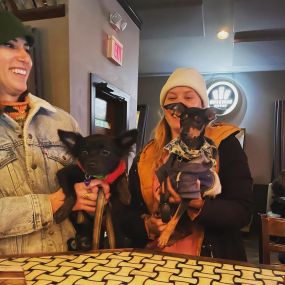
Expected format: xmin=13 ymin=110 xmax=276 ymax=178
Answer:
xmin=55 ymin=129 xmax=137 ymax=250
xmin=153 ymin=103 xmax=221 ymax=248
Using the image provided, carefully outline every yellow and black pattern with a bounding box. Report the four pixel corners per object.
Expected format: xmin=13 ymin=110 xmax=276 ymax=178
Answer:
xmin=0 ymin=250 xmax=284 ymax=285
xmin=1 ymin=97 xmax=30 ymax=128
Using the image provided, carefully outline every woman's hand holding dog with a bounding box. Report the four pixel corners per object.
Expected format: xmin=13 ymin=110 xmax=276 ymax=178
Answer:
xmin=49 ymin=189 xmax=65 ymax=214
xmin=73 ymin=180 xmax=110 ymax=214
xmin=144 ymin=215 xmax=167 ymax=240
xmin=49 ymin=180 xmax=110 ymax=215
xmin=146 ymin=175 xmax=181 ymax=239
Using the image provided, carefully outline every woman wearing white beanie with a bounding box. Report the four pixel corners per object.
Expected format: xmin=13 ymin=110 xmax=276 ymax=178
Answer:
xmin=121 ymin=67 xmax=253 ymax=261
xmin=159 ymin=67 xmax=209 ymax=108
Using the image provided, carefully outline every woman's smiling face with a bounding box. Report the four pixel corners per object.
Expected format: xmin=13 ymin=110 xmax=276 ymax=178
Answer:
xmin=0 ymin=37 xmax=32 ymax=101
xmin=163 ymin=86 xmax=203 ymax=138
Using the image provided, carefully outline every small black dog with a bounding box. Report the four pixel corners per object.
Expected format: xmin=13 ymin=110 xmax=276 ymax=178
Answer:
xmin=153 ymin=103 xmax=221 ymax=248
xmin=55 ymin=129 xmax=137 ymax=250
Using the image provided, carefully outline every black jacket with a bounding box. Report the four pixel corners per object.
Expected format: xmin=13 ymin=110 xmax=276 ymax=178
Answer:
xmin=120 ymin=134 xmax=253 ymax=261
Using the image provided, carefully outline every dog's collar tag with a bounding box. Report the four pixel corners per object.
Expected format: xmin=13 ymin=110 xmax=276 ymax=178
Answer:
xmin=84 ymin=174 xmax=91 ymax=186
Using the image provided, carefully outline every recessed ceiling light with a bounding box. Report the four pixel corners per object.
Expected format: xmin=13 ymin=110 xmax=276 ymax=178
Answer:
xmin=217 ymin=30 xmax=229 ymax=40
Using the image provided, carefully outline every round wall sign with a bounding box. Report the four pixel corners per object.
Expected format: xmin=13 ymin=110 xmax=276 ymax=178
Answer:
xmin=207 ymin=81 xmax=239 ymax=116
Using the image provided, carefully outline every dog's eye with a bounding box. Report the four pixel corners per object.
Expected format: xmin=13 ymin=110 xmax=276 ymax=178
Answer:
xmin=181 ymin=113 xmax=188 ymax=120
xmin=172 ymin=110 xmax=182 ymax=118
xmin=81 ymin=150 xmax=89 ymax=156
xmin=101 ymin=149 xmax=110 ymax=156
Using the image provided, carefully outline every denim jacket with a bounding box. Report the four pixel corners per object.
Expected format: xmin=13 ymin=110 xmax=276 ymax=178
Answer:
xmin=0 ymin=94 xmax=80 ymax=255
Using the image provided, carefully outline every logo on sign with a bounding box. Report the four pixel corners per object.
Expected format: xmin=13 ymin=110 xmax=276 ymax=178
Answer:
xmin=207 ymin=81 xmax=239 ymax=116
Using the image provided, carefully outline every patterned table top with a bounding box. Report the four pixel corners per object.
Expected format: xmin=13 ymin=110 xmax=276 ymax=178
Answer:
xmin=0 ymin=249 xmax=284 ymax=285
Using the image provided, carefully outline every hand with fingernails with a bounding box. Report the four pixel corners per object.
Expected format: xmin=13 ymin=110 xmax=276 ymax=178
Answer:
xmin=49 ymin=179 xmax=110 ymax=215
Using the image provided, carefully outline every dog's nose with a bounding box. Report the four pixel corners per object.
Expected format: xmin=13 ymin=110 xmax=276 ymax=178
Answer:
xmin=86 ymin=162 xmax=96 ymax=168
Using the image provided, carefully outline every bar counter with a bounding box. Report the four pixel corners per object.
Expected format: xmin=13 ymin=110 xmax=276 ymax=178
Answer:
xmin=0 ymin=249 xmax=284 ymax=284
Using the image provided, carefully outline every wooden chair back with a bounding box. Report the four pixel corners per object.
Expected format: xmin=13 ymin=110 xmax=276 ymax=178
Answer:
xmin=259 ymin=214 xmax=285 ymax=264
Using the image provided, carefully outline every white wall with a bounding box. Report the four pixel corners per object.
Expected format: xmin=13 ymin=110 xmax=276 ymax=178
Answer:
xmin=68 ymin=0 xmax=140 ymax=135
xmin=27 ymin=13 xmax=70 ymax=111
xmin=138 ymin=71 xmax=285 ymax=184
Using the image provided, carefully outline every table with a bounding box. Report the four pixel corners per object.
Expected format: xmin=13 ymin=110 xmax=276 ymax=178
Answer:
xmin=0 ymin=249 xmax=284 ymax=285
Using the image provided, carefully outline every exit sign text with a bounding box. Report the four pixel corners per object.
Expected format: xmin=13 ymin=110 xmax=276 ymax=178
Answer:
xmin=107 ymin=35 xmax=123 ymax=66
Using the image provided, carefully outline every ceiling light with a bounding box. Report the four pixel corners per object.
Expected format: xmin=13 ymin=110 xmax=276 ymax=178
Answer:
xmin=217 ymin=30 xmax=229 ymax=40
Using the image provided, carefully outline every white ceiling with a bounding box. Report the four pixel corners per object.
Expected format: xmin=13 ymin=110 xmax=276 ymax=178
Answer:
xmin=127 ymin=0 xmax=285 ymax=75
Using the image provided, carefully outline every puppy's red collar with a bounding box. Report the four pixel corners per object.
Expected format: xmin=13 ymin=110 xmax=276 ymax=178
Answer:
xmin=77 ymin=160 xmax=126 ymax=185
xmin=103 ymin=160 xmax=126 ymax=184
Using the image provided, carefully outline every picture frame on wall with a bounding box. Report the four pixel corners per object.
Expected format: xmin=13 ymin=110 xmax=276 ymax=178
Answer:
xmin=90 ymin=73 xmax=130 ymax=136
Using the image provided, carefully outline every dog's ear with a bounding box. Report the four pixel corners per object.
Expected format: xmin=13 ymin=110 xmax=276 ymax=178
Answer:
xmin=164 ymin=103 xmax=188 ymax=118
xmin=58 ymin=129 xmax=83 ymax=151
xmin=213 ymin=108 xmax=224 ymax=116
xmin=204 ymin=107 xmax=217 ymax=122
xmin=117 ymin=129 xmax=138 ymax=151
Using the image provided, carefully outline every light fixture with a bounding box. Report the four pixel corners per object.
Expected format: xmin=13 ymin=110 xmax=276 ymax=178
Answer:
xmin=109 ymin=12 xmax=127 ymax=32
xmin=217 ymin=29 xmax=229 ymax=40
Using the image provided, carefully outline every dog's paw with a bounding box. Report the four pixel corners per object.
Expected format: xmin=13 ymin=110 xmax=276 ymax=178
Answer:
xmin=157 ymin=232 xmax=171 ymax=248
xmin=54 ymin=198 xmax=76 ymax=223
xmin=77 ymin=235 xmax=92 ymax=251
xmin=54 ymin=207 xmax=71 ymax=224
xmin=202 ymin=170 xmax=221 ymax=198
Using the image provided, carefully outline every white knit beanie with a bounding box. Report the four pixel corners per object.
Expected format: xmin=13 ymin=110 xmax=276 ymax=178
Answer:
xmin=160 ymin=68 xmax=208 ymax=107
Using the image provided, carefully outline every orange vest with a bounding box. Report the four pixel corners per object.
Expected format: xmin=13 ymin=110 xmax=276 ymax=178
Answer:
xmin=137 ymin=123 xmax=240 ymax=213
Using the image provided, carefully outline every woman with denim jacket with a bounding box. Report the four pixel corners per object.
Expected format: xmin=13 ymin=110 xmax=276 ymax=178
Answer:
xmin=0 ymin=11 xmax=110 ymax=255
xmin=121 ymin=68 xmax=253 ymax=261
